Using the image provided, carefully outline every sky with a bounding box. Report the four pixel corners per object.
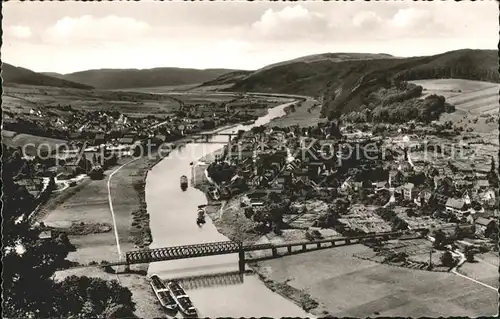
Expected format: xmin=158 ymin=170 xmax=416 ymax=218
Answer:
xmin=3 ymin=0 xmax=498 ymax=74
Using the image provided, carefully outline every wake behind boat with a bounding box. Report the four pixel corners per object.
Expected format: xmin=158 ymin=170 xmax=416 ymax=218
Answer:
xmin=149 ymin=275 xmax=177 ymax=311
xmin=166 ymin=281 xmax=197 ymax=317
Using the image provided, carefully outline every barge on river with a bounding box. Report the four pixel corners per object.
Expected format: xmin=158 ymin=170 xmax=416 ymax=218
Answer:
xmin=180 ymin=175 xmax=188 ymax=191
xmin=149 ymin=275 xmax=177 ymax=311
xmin=166 ymin=281 xmax=198 ymax=317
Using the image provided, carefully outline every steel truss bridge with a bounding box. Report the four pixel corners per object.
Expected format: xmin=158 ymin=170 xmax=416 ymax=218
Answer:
xmin=187 ymin=132 xmax=236 ymax=144
xmin=125 ymin=231 xmax=422 ymax=273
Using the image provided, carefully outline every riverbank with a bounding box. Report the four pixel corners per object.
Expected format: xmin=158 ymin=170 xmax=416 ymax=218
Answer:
xmin=41 ymin=94 xmax=296 ymax=318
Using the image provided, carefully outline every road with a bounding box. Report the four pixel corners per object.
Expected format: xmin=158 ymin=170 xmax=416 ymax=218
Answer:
xmin=107 ymin=158 xmax=139 ymax=260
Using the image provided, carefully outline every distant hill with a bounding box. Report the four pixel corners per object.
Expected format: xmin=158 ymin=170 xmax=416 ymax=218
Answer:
xmin=254 ymin=52 xmax=395 ymax=74
xmin=50 ymin=67 xmax=244 ymax=90
xmin=198 ymin=52 xmax=393 ymax=89
xmin=2 ymin=63 xmax=94 ymax=89
xmin=199 ymin=49 xmax=498 ymax=118
xmin=198 ymin=70 xmax=253 ymax=87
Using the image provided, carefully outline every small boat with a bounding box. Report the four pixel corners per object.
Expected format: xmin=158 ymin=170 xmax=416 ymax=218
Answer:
xmin=149 ymin=275 xmax=177 ymax=311
xmin=167 ymin=281 xmax=197 ymax=317
xmin=180 ymin=175 xmax=188 ymax=191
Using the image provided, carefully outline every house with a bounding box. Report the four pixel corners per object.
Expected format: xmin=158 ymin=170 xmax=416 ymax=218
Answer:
xmin=69 ymin=132 xmax=82 ymax=140
xmin=340 ymin=177 xmax=353 ymax=192
xmin=474 ymin=179 xmax=490 ymax=190
xmin=430 ymin=193 xmax=449 ymax=207
xmin=445 ymin=198 xmax=466 ymax=213
xmin=285 ymin=160 xmax=300 ymax=172
xmin=118 ymin=136 xmax=135 ymax=145
xmin=402 ymin=183 xmax=417 ymax=200
xmin=454 ymin=224 xmax=476 ymax=239
xmin=16 ymin=178 xmax=44 ymax=198
xmin=389 ymin=170 xmax=404 ymax=187
xmin=480 ymin=189 xmax=496 ymax=204
xmin=39 ymin=230 xmax=53 ymax=240
xmin=373 ymin=181 xmax=388 ymax=189
xmin=94 ymin=133 xmax=105 ymax=146
xmin=462 ymin=190 xmax=472 ymax=205
xmin=474 ymin=217 xmax=497 ymax=238
xmin=308 ymin=161 xmax=324 ymax=176
xmin=415 ymin=189 xmax=432 ymax=206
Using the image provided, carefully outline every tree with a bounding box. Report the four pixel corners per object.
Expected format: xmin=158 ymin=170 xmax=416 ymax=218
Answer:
xmin=464 ymin=246 xmax=477 ymax=262
xmin=433 ymin=229 xmax=447 ymax=249
xmin=2 ymin=164 xmax=72 ymax=317
xmin=440 ymin=251 xmax=455 ymax=267
xmin=54 ymin=276 xmax=136 ymax=318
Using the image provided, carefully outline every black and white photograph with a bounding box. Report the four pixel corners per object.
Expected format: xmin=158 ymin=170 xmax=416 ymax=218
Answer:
xmin=2 ymin=1 xmax=499 ymax=318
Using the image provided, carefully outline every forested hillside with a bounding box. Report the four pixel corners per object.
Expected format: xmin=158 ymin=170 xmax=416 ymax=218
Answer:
xmin=2 ymin=63 xmax=94 ymax=89
xmin=321 ymin=49 xmax=499 ymax=118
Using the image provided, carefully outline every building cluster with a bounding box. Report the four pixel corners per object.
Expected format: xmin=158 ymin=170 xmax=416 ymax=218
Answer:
xmin=205 ymin=121 xmax=499 ymax=244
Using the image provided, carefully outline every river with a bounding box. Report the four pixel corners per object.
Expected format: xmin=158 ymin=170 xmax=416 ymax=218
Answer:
xmin=146 ymin=98 xmax=310 ymax=317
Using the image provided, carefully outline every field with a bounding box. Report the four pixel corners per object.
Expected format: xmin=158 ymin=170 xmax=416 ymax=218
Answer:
xmin=116 ymin=83 xmax=202 ymax=93
xmin=410 ymin=79 xmax=499 ymax=134
xmin=2 ymin=130 xmax=68 ymax=156
xmin=254 ymin=244 xmax=497 ymax=317
xmin=116 ymin=83 xmax=236 ymax=94
xmin=3 ymin=84 xmax=182 ymax=116
xmin=458 ymin=256 xmax=498 ymax=289
xmin=267 ymin=97 xmax=325 ymax=128
xmin=411 ymin=79 xmax=499 ymax=114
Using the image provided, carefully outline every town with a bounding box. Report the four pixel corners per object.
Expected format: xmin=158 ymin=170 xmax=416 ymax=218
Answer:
xmin=200 ymin=110 xmax=498 ymax=265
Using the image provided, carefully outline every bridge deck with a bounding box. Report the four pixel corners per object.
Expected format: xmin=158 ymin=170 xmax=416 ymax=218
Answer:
xmin=126 ymin=231 xmax=420 ymax=265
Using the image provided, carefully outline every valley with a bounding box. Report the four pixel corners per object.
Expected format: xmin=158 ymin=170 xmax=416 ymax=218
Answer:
xmin=3 ymin=45 xmax=498 ymax=319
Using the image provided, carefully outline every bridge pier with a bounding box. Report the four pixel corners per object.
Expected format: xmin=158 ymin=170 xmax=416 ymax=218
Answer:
xmin=287 ymin=246 xmax=292 ymax=254
xmin=302 ymin=244 xmax=307 ymax=251
xmin=345 ymin=238 xmax=351 ymax=244
xmin=238 ymin=243 xmax=245 ymax=273
xmin=272 ymin=247 xmax=278 ymax=257
xmin=331 ymin=240 xmax=336 ymax=247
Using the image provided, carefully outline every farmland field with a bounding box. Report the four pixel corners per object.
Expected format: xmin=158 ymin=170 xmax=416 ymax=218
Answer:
xmin=115 ymin=83 xmax=202 ymax=93
xmin=2 ymin=130 xmax=68 ymax=155
xmin=410 ymin=79 xmax=499 ymax=114
xmin=268 ymin=97 xmax=324 ymax=128
xmin=255 ymin=244 xmax=498 ymax=317
xmin=2 ymin=85 xmax=182 ymax=116
xmin=117 ymin=83 xmax=235 ymax=93
xmin=410 ymin=79 xmax=499 ymax=134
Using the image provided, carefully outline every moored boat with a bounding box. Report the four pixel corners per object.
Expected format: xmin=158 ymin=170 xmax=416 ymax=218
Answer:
xmin=149 ymin=275 xmax=177 ymax=311
xmin=180 ymin=175 xmax=188 ymax=191
xmin=167 ymin=281 xmax=197 ymax=317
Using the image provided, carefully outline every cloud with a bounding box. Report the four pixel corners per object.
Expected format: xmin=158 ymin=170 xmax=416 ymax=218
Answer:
xmin=42 ymin=15 xmax=150 ymax=44
xmin=352 ymin=11 xmax=383 ymax=29
xmin=5 ymin=25 xmax=32 ymax=39
xmin=386 ymin=8 xmax=449 ymax=38
xmin=389 ymin=8 xmax=433 ymax=28
xmin=251 ymin=5 xmax=329 ymax=41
